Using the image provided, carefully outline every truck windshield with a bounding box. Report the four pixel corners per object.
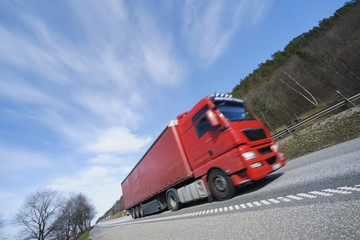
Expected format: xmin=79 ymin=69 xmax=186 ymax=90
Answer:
xmin=217 ymin=105 xmax=256 ymax=121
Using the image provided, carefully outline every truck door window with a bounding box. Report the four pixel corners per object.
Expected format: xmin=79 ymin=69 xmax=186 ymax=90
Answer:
xmin=192 ymin=105 xmax=209 ymax=123
xmin=195 ymin=116 xmax=217 ymax=138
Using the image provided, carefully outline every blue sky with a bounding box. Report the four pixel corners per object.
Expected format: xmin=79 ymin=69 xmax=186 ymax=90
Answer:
xmin=0 ymin=0 xmax=347 ymax=235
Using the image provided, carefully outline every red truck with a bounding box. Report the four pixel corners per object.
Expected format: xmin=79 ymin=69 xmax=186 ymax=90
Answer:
xmin=121 ymin=94 xmax=286 ymax=218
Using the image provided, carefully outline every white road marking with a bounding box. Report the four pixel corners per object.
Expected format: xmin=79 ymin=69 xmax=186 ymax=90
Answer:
xmin=309 ymin=191 xmax=333 ymax=197
xmin=297 ymin=193 xmax=317 ymax=198
xmin=229 ymin=206 xmax=234 ymax=211
xmin=253 ymin=201 xmax=262 ymax=206
xmin=286 ymin=195 xmax=303 ymax=200
xmin=246 ymin=203 xmax=254 ymax=207
xmin=277 ymin=197 xmax=291 ymax=202
xmin=338 ymin=186 xmax=360 ymax=192
xmin=234 ymin=205 xmax=240 ymax=210
xmin=260 ymin=200 xmax=271 ymax=205
xmin=268 ymin=198 xmax=280 ymax=204
xmin=323 ymin=189 xmax=352 ymax=194
xmin=240 ymin=204 xmax=246 ymax=209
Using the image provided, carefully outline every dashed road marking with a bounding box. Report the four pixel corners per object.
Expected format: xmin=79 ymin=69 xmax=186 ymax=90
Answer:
xmin=309 ymin=191 xmax=333 ymax=197
xmin=260 ymin=200 xmax=271 ymax=205
xmin=322 ymin=189 xmax=352 ymax=194
xmin=253 ymin=201 xmax=262 ymax=206
xmin=178 ymin=184 xmax=359 ymax=218
xmin=286 ymin=195 xmax=303 ymax=200
xmin=338 ymin=186 xmax=360 ymax=192
xmin=277 ymin=197 xmax=291 ymax=202
xmin=297 ymin=193 xmax=317 ymax=199
xmin=268 ymin=198 xmax=280 ymax=204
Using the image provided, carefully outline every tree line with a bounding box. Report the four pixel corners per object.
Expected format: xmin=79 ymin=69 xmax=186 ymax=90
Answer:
xmin=13 ymin=188 xmax=96 ymax=240
xmin=232 ymin=0 xmax=360 ymax=131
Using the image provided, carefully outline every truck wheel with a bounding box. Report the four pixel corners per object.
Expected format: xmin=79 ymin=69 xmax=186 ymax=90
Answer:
xmin=208 ymin=169 xmax=235 ymax=200
xmin=139 ymin=205 xmax=145 ymax=217
xmin=167 ymin=189 xmax=180 ymax=211
xmin=130 ymin=208 xmax=136 ymax=219
xmin=135 ymin=206 xmax=140 ymax=219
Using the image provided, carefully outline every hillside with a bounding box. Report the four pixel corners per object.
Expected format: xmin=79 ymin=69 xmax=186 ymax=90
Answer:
xmin=232 ymin=0 xmax=360 ymax=131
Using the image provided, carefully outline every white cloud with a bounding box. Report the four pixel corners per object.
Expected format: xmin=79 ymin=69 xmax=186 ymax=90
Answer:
xmin=49 ymin=164 xmax=133 ymax=219
xmin=86 ymin=127 xmax=152 ymax=154
xmin=88 ymin=154 xmax=124 ymax=165
xmin=0 ymin=146 xmax=52 ymax=173
xmin=182 ymin=0 xmax=270 ymax=66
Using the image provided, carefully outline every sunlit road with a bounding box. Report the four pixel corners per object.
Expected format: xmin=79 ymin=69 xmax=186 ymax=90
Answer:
xmin=90 ymin=138 xmax=360 ymax=240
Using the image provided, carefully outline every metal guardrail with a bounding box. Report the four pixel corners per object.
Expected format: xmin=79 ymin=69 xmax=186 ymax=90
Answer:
xmin=272 ymin=92 xmax=360 ymax=139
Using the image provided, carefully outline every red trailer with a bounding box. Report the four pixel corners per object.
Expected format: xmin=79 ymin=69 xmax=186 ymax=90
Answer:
xmin=121 ymin=94 xmax=286 ymax=218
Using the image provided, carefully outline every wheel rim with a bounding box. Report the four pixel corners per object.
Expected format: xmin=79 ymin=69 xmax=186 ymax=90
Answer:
xmin=214 ymin=175 xmax=227 ymax=192
xmin=169 ymin=194 xmax=177 ymax=208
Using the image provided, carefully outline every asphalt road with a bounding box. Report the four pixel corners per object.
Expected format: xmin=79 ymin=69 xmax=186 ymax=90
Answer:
xmin=90 ymin=138 xmax=360 ymax=240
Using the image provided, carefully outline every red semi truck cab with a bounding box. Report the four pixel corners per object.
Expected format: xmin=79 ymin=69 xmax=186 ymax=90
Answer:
xmin=123 ymin=94 xmax=286 ymax=218
xmin=176 ymin=94 xmax=286 ymax=199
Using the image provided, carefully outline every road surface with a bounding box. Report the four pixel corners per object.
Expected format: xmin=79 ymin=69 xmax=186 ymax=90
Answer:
xmin=90 ymin=138 xmax=360 ymax=240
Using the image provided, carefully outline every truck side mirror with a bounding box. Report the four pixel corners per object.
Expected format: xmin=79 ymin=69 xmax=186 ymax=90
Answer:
xmin=206 ymin=111 xmax=220 ymax=128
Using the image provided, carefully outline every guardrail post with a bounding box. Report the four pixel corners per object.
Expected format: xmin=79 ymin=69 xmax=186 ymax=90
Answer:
xmin=285 ymin=126 xmax=293 ymax=137
xmin=336 ymin=90 xmax=357 ymax=107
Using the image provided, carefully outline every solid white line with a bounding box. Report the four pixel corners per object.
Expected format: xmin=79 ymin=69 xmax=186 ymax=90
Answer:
xmin=286 ymin=195 xmax=303 ymax=200
xmin=338 ymin=186 xmax=360 ymax=192
xmin=277 ymin=197 xmax=291 ymax=202
xmin=297 ymin=193 xmax=317 ymax=198
xmin=309 ymin=191 xmax=333 ymax=197
xmin=268 ymin=198 xmax=280 ymax=203
xmin=260 ymin=200 xmax=271 ymax=205
xmin=322 ymin=189 xmax=352 ymax=194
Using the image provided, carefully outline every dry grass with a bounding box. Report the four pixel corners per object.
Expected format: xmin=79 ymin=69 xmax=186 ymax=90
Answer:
xmin=277 ymin=106 xmax=360 ymax=160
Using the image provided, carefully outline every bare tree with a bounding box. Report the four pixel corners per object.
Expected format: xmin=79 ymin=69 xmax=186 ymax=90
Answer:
xmin=0 ymin=214 xmax=7 ymax=240
xmin=15 ymin=189 xmax=62 ymax=240
xmin=54 ymin=193 xmax=96 ymax=239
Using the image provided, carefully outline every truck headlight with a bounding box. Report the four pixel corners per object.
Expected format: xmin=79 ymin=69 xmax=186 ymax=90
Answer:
xmin=271 ymin=143 xmax=279 ymax=152
xmin=242 ymin=151 xmax=257 ymax=160
xmin=250 ymin=162 xmax=263 ymax=168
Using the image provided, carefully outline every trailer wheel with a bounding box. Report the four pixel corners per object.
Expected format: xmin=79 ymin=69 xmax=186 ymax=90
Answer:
xmin=130 ymin=208 xmax=136 ymax=219
xmin=167 ymin=189 xmax=180 ymax=211
xmin=135 ymin=206 xmax=140 ymax=219
xmin=139 ymin=205 xmax=145 ymax=217
xmin=208 ymin=169 xmax=235 ymax=200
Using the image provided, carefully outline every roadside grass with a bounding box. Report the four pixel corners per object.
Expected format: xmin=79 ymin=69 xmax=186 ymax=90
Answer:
xmin=78 ymin=231 xmax=90 ymax=240
xmin=277 ymin=106 xmax=360 ymax=160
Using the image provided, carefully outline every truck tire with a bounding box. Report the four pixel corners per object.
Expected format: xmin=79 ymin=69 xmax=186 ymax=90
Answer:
xmin=139 ymin=205 xmax=145 ymax=217
xmin=208 ymin=169 xmax=235 ymax=200
xmin=135 ymin=206 xmax=140 ymax=219
xmin=167 ymin=189 xmax=181 ymax=211
xmin=130 ymin=209 xmax=135 ymax=219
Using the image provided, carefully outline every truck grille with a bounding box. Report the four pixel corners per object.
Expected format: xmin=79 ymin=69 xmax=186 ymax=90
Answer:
xmin=242 ymin=128 xmax=267 ymax=141
xmin=265 ymin=156 xmax=277 ymax=165
xmin=258 ymin=146 xmax=272 ymax=155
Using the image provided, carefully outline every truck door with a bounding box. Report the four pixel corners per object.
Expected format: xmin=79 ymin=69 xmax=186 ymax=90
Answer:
xmin=183 ymin=112 xmax=221 ymax=170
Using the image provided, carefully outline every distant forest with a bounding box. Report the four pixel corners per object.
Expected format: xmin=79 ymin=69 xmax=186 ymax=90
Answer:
xmin=232 ymin=0 xmax=360 ymax=131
